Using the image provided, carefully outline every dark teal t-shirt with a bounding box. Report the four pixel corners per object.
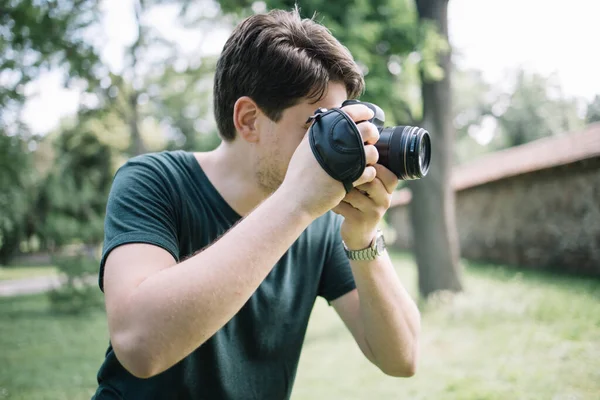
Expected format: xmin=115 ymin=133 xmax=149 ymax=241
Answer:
xmin=93 ymin=150 xmax=356 ymax=400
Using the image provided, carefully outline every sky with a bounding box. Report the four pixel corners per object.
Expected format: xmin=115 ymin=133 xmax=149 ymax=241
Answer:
xmin=18 ymin=0 xmax=600 ymax=135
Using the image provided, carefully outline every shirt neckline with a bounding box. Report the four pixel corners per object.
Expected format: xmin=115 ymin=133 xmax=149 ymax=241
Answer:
xmin=182 ymin=151 xmax=243 ymax=223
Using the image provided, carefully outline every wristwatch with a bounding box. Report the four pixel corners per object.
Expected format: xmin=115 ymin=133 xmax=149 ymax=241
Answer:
xmin=343 ymin=229 xmax=386 ymax=261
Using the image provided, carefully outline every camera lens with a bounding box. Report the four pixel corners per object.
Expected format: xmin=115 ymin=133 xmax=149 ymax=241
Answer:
xmin=375 ymin=125 xmax=431 ymax=180
xmin=419 ymin=139 xmax=426 ymax=170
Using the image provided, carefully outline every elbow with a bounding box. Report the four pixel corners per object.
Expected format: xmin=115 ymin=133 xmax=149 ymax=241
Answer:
xmin=125 ymin=360 xmax=162 ymax=380
xmin=382 ymin=359 xmax=417 ymax=378
xmin=126 ymin=365 xmax=158 ymax=380
xmin=111 ymin=331 xmax=163 ymax=379
xmin=380 ymin=342 xmax=419 ymax=378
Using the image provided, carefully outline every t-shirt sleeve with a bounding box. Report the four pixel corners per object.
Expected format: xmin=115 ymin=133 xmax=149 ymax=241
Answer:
xmin=318 ymin=214 xmax=357 ymax=304
xmin=98 ymin=155 xmax=180 ymax=292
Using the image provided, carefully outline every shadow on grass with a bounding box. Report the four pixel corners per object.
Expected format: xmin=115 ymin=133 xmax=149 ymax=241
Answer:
xmin=389 ymin=249 xmax=599 ymax=298
xmin=464 ymin=259 xmax=600 ymax=297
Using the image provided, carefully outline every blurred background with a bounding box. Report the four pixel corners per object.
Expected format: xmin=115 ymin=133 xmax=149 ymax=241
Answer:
xmin=1 ymin=0 xmax=599 ymax=399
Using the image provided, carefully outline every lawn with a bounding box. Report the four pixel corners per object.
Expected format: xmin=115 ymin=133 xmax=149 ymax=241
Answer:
xmin=295 ymin=253 xmax=600 ymax=399
xmin=0 ymin=266 xmax=58 ymax=281
xmin=0 ymin=252 xmax=598 ymax=400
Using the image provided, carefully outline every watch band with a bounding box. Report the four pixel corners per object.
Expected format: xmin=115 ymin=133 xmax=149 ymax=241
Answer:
xmin=343 ymin=229 xmax=385 ymax=261
xmin=346 ymin=245 xmax=378 ymax=261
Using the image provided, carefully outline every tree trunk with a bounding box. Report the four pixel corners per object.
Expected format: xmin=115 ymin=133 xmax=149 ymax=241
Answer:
xmin=129 ymin=91 xmax=145 ymax=155
xmin=408 ymin=0 xmax=462 ymax=298
xmin=128 ymin=0 xmax=146 ymax=156
xmin=0 ymin=230 xmax=20 ymax=265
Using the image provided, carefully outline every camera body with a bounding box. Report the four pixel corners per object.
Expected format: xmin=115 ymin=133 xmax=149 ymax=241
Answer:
xmin=342 ymin=99 xmax=431 ymax=180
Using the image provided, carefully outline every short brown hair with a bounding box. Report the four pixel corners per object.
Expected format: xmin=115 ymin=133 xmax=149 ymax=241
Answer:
xmin=213 ymin=7 xmax=364 ymax=141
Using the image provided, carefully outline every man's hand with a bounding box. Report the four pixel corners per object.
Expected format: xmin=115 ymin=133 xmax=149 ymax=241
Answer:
xmin=281 ymin=103 xmax=378 ymax=219
xmin=330 ymin=111 xmax=399 ymax=250
xmin=333 ymin=163 xmax=399 ymax=249
xmin=327 ymin=110 xmax=418 ymax=378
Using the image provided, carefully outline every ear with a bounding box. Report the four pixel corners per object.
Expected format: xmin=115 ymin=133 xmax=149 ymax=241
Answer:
xmin=233 ymin=96 xmax=260 ymax=143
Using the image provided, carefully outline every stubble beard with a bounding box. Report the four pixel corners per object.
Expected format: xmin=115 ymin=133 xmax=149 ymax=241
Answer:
xmin=256 ymin=153 xmax=285 ymax=195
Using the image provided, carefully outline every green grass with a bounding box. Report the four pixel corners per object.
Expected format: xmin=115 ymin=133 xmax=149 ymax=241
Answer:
xmin=0 ymin=266 xmax=58 ymax=281
xmin=294 ymin=253 xmax=600 ymax=400
xmin=0 ymin=295 xmax=108 ymax=400
xmin=0 ymin=252 xmax=598 ymax=399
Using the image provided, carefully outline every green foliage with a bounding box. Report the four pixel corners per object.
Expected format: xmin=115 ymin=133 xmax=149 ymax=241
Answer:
xmin=452 ymin=67 xmax=499 ymax=164
xmin=47 ymin=253 xmax=102 ymax=314
xmin=0 ymin=133 xmax=37 ymax=263
xmin=452 ymin=68 xmax=494 ymax=139
xmin=35 ymin=122 xmax=115 ymax=249
xmin=0 ymin=0 xmax=106 ymax=262
xmin=217 ymin=0 xmax=449 ymax=125
xmin=0 ymin=0 xmax=102 ymax=115
xmin=81 ymin=1 xmax=226 ymax=156
xmin=495 ymin=70 xmax=584 ymax=147
xmin=452 ymin=68 xmax=586 ymax=164
xmin=1 ymin=0 xmax=226 ymax=262
xmin=585 ymin=95 xmax=600 ymax=124
xmin=147 ymin=59 xmax=222 ymax=152
xmin=417 ymin=19 xmax=449 ymax=83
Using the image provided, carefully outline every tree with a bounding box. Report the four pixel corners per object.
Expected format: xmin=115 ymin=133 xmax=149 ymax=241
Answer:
xmin=215 ymin=0 xmax=462 ymax=298
xmin=0 ymin=0 xmax=101 ymax=116
xmin=451 ymin=67 xmax=497 ymax=164
xmin=0 ymin=0 xmax=103 ymax=263
xmin=96 ymin=0 xmax=227 ymax=156
xmin=0 ymin=0 xmax=229 ymax=263
xmin=494 ymin=70 xmax=584 ymax=148
xmin=148 ymin=59 xmax=222 ymax=152
xmin=585 ymin=95 xmax=600 ymax=124
xmin=408 ymin=0 xmax=462 ymax=298
xmin=0 ymin=134 xmax=34 ymax=264
xmin=34 ymin=116 xmax=115 ymax=251
xmin=452 ymin=67 xmax=585 ymax=162
xmin=218 ymin=0 xmax=424 ymax=125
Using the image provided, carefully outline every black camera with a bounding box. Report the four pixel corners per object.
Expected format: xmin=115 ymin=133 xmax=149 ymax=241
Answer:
xmin=342 ymin=99 xmax=431 ymax=180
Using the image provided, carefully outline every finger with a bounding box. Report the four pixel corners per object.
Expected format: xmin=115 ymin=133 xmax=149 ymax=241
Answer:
xmin=341 ymin=104 xmax=375 ymax=124
xmin=373 ymin=164 xmax=399 ymax=194
xmin=343 ymin=188 xmax=373 ymax=212
xmin=365 ymin=144 xmax=379 ymax=166
xmin=353 ymin=165 xmax=376 ymax=187
xmin=357 ymin=121 xmax=380 ymax=145
xmin=332 ymin=201 xmax=361 ymax=219
xmin=355 ymin=179 xmax=391 ymax=209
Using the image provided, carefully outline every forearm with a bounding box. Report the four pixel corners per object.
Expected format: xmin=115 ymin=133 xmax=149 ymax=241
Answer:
xmin=351 ymin=251 xmax=420 ymax=376
xmin=116 ymin=188 xmax=313 ymax=377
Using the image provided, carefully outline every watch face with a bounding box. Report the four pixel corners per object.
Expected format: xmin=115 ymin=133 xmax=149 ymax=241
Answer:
xmin=375 ymin=235 xmax=386 ymax=254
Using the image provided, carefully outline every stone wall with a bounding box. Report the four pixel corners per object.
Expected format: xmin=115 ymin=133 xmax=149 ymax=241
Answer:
xmin=387 ymin=125 xmax=600 ymax=277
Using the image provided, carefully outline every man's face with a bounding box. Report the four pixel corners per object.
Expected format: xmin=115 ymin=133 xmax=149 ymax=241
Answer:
xmin=255 ymin=81 xmax=348 ymax=193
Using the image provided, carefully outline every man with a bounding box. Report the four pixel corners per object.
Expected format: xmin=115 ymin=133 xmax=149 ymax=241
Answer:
xmin=92 ymin=7 xmax=420 ymax=400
